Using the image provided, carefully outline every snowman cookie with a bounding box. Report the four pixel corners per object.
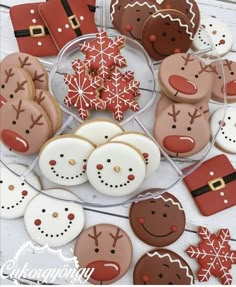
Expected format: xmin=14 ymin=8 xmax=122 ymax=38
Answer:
xmin=192 ymin=17 xmax=233 ymax=56
xmin=39 ymin=135 xmax=95 ymax=186
xmin=86 ymin=142 xmax=146 ymax=196
xmin=24 ymin=189 xmax=85 ymax=247
xmin=74 ymin=119 xmax=124 ymax=146
xmin=210 ymin=107 xmax=236 ymax=154
xmin=0 ymin=164 xmax=40 ymax=219
xmin=110 ymin=132 xmax=161 ymax=177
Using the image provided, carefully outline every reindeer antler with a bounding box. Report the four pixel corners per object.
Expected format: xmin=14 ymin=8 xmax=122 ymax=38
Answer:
xmin=35 ymin=91 xmax=45 ymax=105
xmin=33 ymin=70 xmax=44 ymax=83
xmin=224 ymin=59 xmax=233 ymax=71
xmin=29 ymin=114 xmax=44 ymax=129
xmin=198 ymin=62 xmax=211 ymax=75
xmin=14 ymin=80 xmax=27 ymax=93
xmin=18 ymin=56 xmax=31 ymax=68
xmin=88 ymin=226 xmax=102 ymax=246
xmin=181 ymin=54 xmax=194 ymax=66
xmin=5 ymin=68 xmax=14 ymax=83
xmin=188 ymin=108 xmax=202 ymax=124
xmin=109 ymin=228 xmax=123 ymax=248
xmin=12 ymin=100 xmax=25 ymax=120
xmin=168 ymin=105 xmax=180 ymax=123
xmin=208 ymin=64 xmax=218 ymax=75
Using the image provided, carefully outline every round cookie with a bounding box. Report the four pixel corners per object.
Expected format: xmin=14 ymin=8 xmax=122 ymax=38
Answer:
xmin=35 ymin=89 xmax=62 ymax=134
xmin=119 ymin=1 xmax=160 ymax=42
xmin=110 ymin=132 xmax=161 ymax=177
xmin=158 ymin=53 xmax=213 ymax=103
xmin=1 ymin=52 xmax=48 ymax=90
xmin=161 ymin=0 xmax=200 ymax=34
xmin=130 ymin=190 xmax=185 ymax=247
xmin=142 ymin=9 xmax=194 ymax=61
xmin=74 ymin=119 xmax=124 ymax=146
xmin=0 ymin=164 xmax=40 ymax=219
xmin=24 ymin=189 xmax=85 ymax=247
xmin=0 ymin=99 xmax=52 ymax=155
xmin=39 ymin=135 xmax=95 ymax=186
xmin=110 ymin=0 xmax=131 ymax=29
xmin=210 ymin=59 xmax=236 ymax=103
xmin=86 ymin=142 xmax=146 ymax=197
xmin=74 ymin=223 xmax=133 ymax=284
xmin=0 ymin=65 xmax=35 ymax=106
xmin=210 ymin=107 xmax=236 ymax=154
xmin=153 ymin=103 xmax=210 ymax=157
xmin=133 ymin=249 xmax=194 ymax=284
xmin=192 ymin=17 xmax=233 ymax=56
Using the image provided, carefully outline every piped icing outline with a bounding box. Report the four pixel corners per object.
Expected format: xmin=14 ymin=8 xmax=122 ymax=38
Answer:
xmin=110 ymin=0 xmax=120 ymax=22
xmin=186 ymin=0 xmax=196 ymax=29
xmin=124 ymin=1 xmax=159 ymax=11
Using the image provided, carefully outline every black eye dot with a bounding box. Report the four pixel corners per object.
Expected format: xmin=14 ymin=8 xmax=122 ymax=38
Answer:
xmin=172 ymin=125 xmax=176 ymax=129
xmin=195 ymin=75 xmax=199 ymax=78
xmin=65 ymin=208 xmax=68 ymax=211
xmin=12 ymin=121 xmax=16 ymax=125
xmin=0 ymin=180 xmax=3 ymax=184
xmin=42 ymin=209 xmax=46 ymax=213
xmin=21 ymin=183 xmax=25 ymax=186
xmin=187 ymin=127 xmax=192 ymax=131
xmin=151 ymin=211 xmax=155 ymax=215
xmin=171 ymin=37 xmax=176 ymax=42
xmin=231 ymin=72 xmax=234 ymax=75
xmin=95 ymin=248 xmax=99 ymax=253
xmin=209 ymin=24 xmax=212 ymax=27
xmin=181 ymin=67 xmax=185 ymax=70
xmin=25 ymin=129 xmax=30 ymax=134
xmin=110 ymin=249 xmax=116 ymax=254
xmin=222 ymin=35 xmax=225 ymax=37
xmin=107 ymin=159 xmax=111 ymax=163
xmin=83 ymin=159 xmax=87 ymax=162
xmin=218 ymin=76 xmax=222 ymax=79
xmin=228 ymin=117 xmax=231 ymax=120
xmin=137 ymin=17 xmax=141 ymax=22
xmin=9 ymin=94 xmax=14 ymax=98
xmin=162 ymin=32 xmax=167 ymax=37
xmin=60 ymin=154 xmax=64 ymax=157
xmin=163 ymin=213 xmax=167 ymax=217
xmin=129 ymin=168 xmax=133 ymax=172
xmin=1 ymin=84 xmax=5 ymax=89
xmin=159 ymin=274 xmax=163 ymax=278
xmin=104 ymin=135 xmax=109 ymax=139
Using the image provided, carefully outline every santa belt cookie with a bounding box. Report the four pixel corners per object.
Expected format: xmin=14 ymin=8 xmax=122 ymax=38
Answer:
xmin=14 ymin=25 xmax=49 ymax=39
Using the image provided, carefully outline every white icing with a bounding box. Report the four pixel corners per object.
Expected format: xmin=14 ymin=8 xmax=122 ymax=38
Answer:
xmin=124 ymin=2 xmax=159 ymax=11
xmin=74 ymin=120 xmax=123 ymax=146
xmin=87 ymin=142 xmax=146 ymax=197
xmin=0 ymin=164 xmax=40 ymax=219
xmin=110 ymin=133 xmax=160 ymax=177
xmin=186 ymin=0 xmax=195 ymax=29
xmin=110 ymin=0 xmax=120 ymax=22
xmin=58 ymin=28 xmax=62 ymax=32
xmin=24 ymin=189 xmax=85 ymax=247
xmin=210 ymin=107 xmax=236 ymax=153
xmin=37 ymin=41 xmax=42 ymax=46
xmin=39 ymin=136 xmax=95 ymax=186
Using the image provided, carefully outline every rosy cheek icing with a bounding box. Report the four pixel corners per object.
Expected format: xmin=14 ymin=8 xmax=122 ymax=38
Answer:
xmin=143 ymin=153 xmax=149 ymax=159
xmin=128 ymin=174 xmax=135 ymax=181
xmin=34 ymin=219 xmax=41 ymax=226
xmin=139 ymin=217 xmax=145 ymax=224
xmin=83 ymin=164 xmax=87 ymax=171
xmin=96 ymin=164 xmax=103 ymax=170
xmin=49 ymin=160 xmax=56 ymax=166
xmin=218 ymin=121 xmax=226 ymax=127
xmin=68 ymin=213 xmax=75 ymax=220
xmin=22 ymin=190 xmax=28 ymax=196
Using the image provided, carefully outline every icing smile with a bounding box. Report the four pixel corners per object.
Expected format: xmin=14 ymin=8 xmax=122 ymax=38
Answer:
xmin=97 ymin=171 xmax=134 ymax=188
xmin=151 ymin=43 xmax=171 ymax=57
xmin=141 ymin=224 xmax=175 ymax=238
xmin=220 ymin=127 xmax=236 ymax=143
xmin=50 ymin=166 xmax=86 ymax=180
xmin=128 ymin=31 xmax=142 ymax=42
xmin=1 ymin=192 xmax=27 ymax=210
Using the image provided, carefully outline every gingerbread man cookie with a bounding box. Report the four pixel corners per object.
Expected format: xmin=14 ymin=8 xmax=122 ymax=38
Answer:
xmin=133 ymin=249 xmax=194 ymax=284
xmin=130 ymin=190 xmax=185 ymax=247
xmin=24 ymin=189 xmax=85 ymax=247
xmin=39 ymin=135 xmax=95 ymax=186
xmin=0 ymin=99 xmax=52 ymax=155
xmin=0 ymin=164 xmax=40 ymax=219
xmin=74 ymin=224 xmax=133 ymax=284
xmin=86 ymin=142 xmax=146 ymax=196
xmin=153 ymin=103 xmax=210 ymax=157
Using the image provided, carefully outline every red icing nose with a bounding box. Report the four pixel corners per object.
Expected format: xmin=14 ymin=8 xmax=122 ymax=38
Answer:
xmin=163 ymin=135 xmax=195 ymax=153
xmin=169 ymin=75 xmax=198 ymax=95
xmin=223 ymin=80 xmax=236 ymax=96
xmin=0 ymin=95 xmax=7 ymax=108
xmin=1 ymin=130 xmax=29 ymax=152
xmin=87 ymin=261 xmax=120 ymax=282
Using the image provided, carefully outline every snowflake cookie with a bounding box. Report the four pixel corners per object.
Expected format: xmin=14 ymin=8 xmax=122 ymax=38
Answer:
xmin=79 ymin=30 xmax=127 ymax=79
xmin=100 ymin=68 xmax=140 ymax=121
xmin=64 ymin=60 xmax=104 ymax=120
xmin=186 ymin=226 xmax=236 ymax=285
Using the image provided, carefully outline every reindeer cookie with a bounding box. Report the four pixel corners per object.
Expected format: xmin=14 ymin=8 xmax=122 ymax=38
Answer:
xmin=74 ymin=224 xmax=133 ymax=284
xmin=0 ymin=99 xmax=52 ymax=155
xmin=153 ymin=103 xmax=210 ymax=157
xmin=0 ymin=65 xmax=35 ymax=107
xmin=210 ymin=59 xmax=236 ymax=103
xmin=158 ymin=53 xmax=213 ymax=103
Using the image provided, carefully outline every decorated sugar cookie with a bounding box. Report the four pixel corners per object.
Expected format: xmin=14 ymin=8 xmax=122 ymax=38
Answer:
xmin=74 ymin=224 xmax=133 ymax=284
xmin=74 ymin=119 xmax=124 ymax=146
xmin=158 ymin=53 xmax=213 ymax=103
xmin=133 ymin=249 xmax=194 ymax=284
xmin=210 ymin=107 xmax=236 ymax=154
xmin=142 ymin=10 xmax=194 ymax=61
xmin=0 ymin=99 xmax=52 ymax=155
xmin=130 ymin=190 xmax=186 ymax=247
xmin=86 ymin=142 xmax=146 ymax=196
xmin=110 ymin=0 xmax=130 ymax=29
xmin=110 ymin=132 xmax=161 ymax=177
xmin=24 ymin=189 xmax=85 ymax=247
xmin=0 ymin=164 xmax=40 ymax=219
xmin=39 ymin=135 xmax=95 ymax=186
xmin=153 ymin=103 xmax=210 ymax=157
xmin=192 ymin=17 xmax=233 ymax=56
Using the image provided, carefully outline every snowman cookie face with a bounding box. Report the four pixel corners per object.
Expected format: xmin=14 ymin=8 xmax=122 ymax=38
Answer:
xmin=0 ymin=164 xmax=40 ymax=219
xmin=87 ymin=142 xmax=146 ymax=196
xmin=39 ymin=135 xmax=95 ymax=186
xmin=192 ymin=17 xmax=233 ymax=56
xmin=24 ymin=189 xmax=85 ymax=247
xmin=210 ymin=107 xmax=236 ymax=154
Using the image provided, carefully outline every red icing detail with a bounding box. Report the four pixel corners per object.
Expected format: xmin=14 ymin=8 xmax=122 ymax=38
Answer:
xmin=87 ymin=261 xmax=120 ymax=282
xmin=163 ymin=135 xmax=195 ymax=153
xmin=96 ymin=164 xmax=103 ymax=170
xmin=171 ymin=225 xmax=178 ymax=232
xmin=125 ymin=24 xmax=132 ymax=32
xmin=143 ymin=153 xmax=149 ymax=159
xmin=224 ymin=80 xmax=236 ymax=96
xmin=139 ymin=217 xmax=145 ymax=224
xmin=142 ymin=275 xmax=149 ymax=283
xmin=149 ymin=34 xmax=156 ymax=43
xmin=1 ymin=130 xmax=29 ymax=152
xmin=22 ymin=190 xmax=28 ymax=196
xmin=174 ymin=48 xmax=181 ymax=54
xmin=83 ymin=164 xmax=87 ymax=171
xmin=202 ymin=24 xmax=206 ymax=28
xmin=220 ymin=39 xmax=225 ymax=45
xmin=218 ymin=121 xmax=226 ymax=127
xmin=0 ymin=95 xmax=7 ymax=108
xmin=128 ymin=174 xmax=135 ymax=181
xmin=34 ymin=219 xmax=41 ymax=226
xmin=164 ymin=4 xmax=171 ymax=9
xmin=169 ymin=75 xmax=198 ymax=95
xmin=68 ymin=213 xmax=75 ymax=220
xmin=49 ymin=160 xmax=56 ymax=166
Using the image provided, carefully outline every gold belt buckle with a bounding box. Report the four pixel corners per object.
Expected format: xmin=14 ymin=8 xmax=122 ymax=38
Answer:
xmin=68 ymin=15 xmax=80 ymax=30
xmin=29 ymin=25 xmax=45 ymax=38
xmin=208 ymin=177 xmax=225 ymax=191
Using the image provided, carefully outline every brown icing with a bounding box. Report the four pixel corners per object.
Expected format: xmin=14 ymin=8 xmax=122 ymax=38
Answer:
xmin=110 ymin=0 xmax=130 ymax=29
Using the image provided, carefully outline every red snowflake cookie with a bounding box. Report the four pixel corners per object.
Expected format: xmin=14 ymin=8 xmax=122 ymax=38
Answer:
xmin=100 ymin=68 xmax=140 ymax=121
xmin=186 ymin=226 xmax=236 ymax=285
xmin=64 ymin=60 xmax=104 ymax=120
xmin=79 ymin=30 xmax=127 ymax=79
